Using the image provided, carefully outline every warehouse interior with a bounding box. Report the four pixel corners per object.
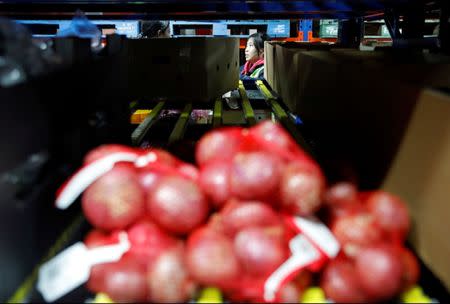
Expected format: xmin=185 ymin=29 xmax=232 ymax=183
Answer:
xmin=0 ymin=0 xmax=449 ymax=303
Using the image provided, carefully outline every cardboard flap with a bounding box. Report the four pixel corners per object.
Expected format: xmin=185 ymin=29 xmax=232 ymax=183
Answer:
xmin=383 ymin=89 xmax=450 ymax=290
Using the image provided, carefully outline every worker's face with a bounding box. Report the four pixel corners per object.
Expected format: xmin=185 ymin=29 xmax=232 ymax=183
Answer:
xmin=245 ymin=38 xmax=262 ymax=63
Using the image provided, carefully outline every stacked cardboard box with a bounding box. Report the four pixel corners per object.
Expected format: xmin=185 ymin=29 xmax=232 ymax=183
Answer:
xmin=127 ymin=37 xmax=239 ymax=102
xmin=264 ymin=41 xmax=332 ymax=102
xmin=266 ymin=46 xmax=450 ymax=187
xmin=382 ymin=88 xmax=450 ymax=291
xmin=266 ymin=45 xmax=450 ymax=290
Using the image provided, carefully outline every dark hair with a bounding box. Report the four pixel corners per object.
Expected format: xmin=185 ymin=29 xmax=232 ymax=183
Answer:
xmin=248 ymin=32 xmax=270 ymax=55
xmin=140 ymin=20 xmax=169 ymax=38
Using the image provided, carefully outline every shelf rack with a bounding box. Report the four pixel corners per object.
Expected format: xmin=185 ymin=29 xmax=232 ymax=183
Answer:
xmin=0 ymin=0 xmax=440 ymax=20
xmin=5 ymin=1 xmax=447 ymax=51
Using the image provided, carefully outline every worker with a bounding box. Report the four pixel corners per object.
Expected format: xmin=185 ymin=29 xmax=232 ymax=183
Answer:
xmin=240 ymin=32 xmax=270 ymax=79
xmin=139 ymin=20 xmax=171 ymax=38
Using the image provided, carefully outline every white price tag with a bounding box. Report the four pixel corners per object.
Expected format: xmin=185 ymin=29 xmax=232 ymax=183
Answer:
xmin=55 ymin=152 xmax=139 ymax=209
xmin=37 ymin=242 xmax=90 ymax=303
xmin=289 ymin=234 xmax=319 ymax=258
xmin=37 ymin=232 xmax=130 ymax=303
xmin=87 ymin=232 xmax=130 ymax=265
xmin=292 ymin=216 xmax=340 ymax=258
xmin=264 ymin=235 xmax=320 ymax=302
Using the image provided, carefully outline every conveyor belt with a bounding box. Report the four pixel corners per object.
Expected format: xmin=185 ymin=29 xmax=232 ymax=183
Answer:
xmin=129 ymin=79 xmax=312 ymax=155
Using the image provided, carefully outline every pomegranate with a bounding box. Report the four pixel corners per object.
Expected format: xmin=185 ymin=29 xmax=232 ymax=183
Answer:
xmin=280 ymin=163 xmax=325 ymax=216
xmin=249 ymin=120 xmax=294 ymax=151
xmin=186 ymin=227 xmax=240 ymax=288
xmin=199 ymin=161 xmax=231 ymax=209
xmin=327 ymin=202 xmax=368 ymax=225
xmin=234 ymin=226 xmax=289 ymax=277
xmin=366 ymin=191 xmax=411 ymax=242
xmin=147 ymin=245 xmax=197 ymax=303
xmin=220 ymin=200 xmax=281 ymax=237
xmin=147 ymin=175 xmax=209 ymax=235
xmin=324 ymin=182 xmax=359 ymax=207
xmin=195 ymin=127 xmax=242 ymax=166
xmin=331 ymin=212 xmax=383 ymax=258
xmin=177 ymin=163 xmax=200 ymax=181
xmin=355 ymin=244 xmax=403 ymax=301
xmin=229 ymin=151 xmax=282 ymax=201
xmin=321 ymin=258 xmax=368 ymax=303
xmin=146 ymin=149 xmax=180 ymax=167
xmin=248 ymin=121 xmax=313 ymax=165
xmin=100 ymin=256 xmax=147 ymax=302
xmin=126 ymin=218 xmax=178 ymax=266
xmin=82 ymin=163 xmax=145 ymax=231
xmin=399 ymin=247 xmax=420 ymax=291
xmin=137 ymin=169 xmax=163 ymax=192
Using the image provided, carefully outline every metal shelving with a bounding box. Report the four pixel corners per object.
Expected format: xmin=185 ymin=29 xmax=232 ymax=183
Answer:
xmin=7 ymin=0 xmax=447 ymax=50
xmin=16 ymin=20 xmax=140 ymax=37
xmin=171 ymin=20 xmax=290 ymax=38
xmin=0 ymin=0 xmax=439 ymax=20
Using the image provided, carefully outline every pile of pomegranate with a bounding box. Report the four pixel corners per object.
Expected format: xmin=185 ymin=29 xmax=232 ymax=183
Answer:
xmin=60 ymin=121 xmax=419 ymax=303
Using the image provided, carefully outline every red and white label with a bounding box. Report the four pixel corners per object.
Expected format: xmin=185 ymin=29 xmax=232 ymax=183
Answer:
xmin=263 ymin=216 xmax=340 ymax=302
xmin=55 ymin=151 xmax=166 ymax=210
xmin=37 ymin=232 xmax=129 ymax=302
xmin=290 ymin=216 xmax=340 ymax=258
xmin=264 ymin=235 xmax=320 ymax=302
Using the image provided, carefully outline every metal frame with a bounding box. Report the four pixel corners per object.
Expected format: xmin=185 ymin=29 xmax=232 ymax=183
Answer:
xmin=238 ymin=80 xmax=256 ymax=126
xmin=384 ymin=7 xmax=401 ymax=40
xmin=0 ymin=0 xmax=436 ymax=20
xmin=168 ymin=103 xmax=193 ymax=145
xmin=337 ymin=17 xmax=364 ymax=48
xmin=382 ymin=3 xmax=442 ymax=50
xmin=129 ymin=80 xmax=315 ymax=154
xmin=439 ymin=0 xmax=450 ymax=53
xmin=131 ymin=101 xmax=165 ymax=146
xmin=255 ymin=80 xmax=315 ymax=158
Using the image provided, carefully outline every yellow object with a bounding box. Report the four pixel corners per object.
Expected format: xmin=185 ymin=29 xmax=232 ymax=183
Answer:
xmin=401 ymin=286 xmax=432 ymax=303
xmin=197 ymin=287 xmax=223 ymax=303
xmin=131 ymin=109 xmax=152 ymax=124
xmin=93 ymin=293 xmax=115 ymax=303
xmin=301 ymin=287 xmax=327 ymax=303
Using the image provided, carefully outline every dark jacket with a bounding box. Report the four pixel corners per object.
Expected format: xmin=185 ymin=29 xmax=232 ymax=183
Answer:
xmin=239 ymin=62 xmax=265 ymax=80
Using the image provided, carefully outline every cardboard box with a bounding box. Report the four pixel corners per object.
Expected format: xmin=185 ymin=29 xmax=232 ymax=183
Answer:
xmin=264 ymin=41 xmax=284 ymax=91
xmin=264 ymin=42 xmax=274 ymax=88
xmin=277 ymin=48 xmax=450 ymax=120
xmin=274 ymin=45 xmax=298 ymax=110
xmin=331 ymin=48 xmax=450 ymax=88
xmin=382 ymin=89 xmax=450 ymax=290
xmin=127 ymin=37 xmax=239 ymax=102
xmin=274 ymin=48 xmax=450 ymax=187
xmin=266 ymin=42 xmax=332 ymax=111
xmin=264 ymin=42 xmax=332 ymax=98
xmin=293 ymin=49 xmax=396 ymax=121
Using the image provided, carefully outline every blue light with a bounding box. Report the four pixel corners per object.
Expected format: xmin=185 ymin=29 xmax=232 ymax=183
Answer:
xmin=227 ymin=2 xmax=250 ymax=13
xmin=290 ymin=1 xmax=319 ymax=12
xmin=260 ymin=2 xmax=284 ymax=12
xmin=324 ymin=1 xmax=352 ymax=11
